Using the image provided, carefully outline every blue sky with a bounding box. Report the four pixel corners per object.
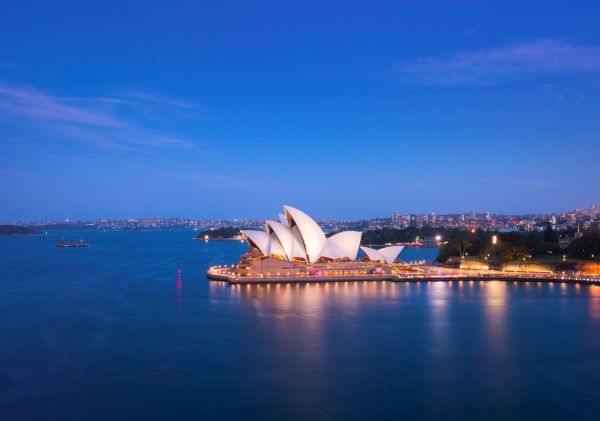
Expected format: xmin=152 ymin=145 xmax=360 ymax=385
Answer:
xmin=1 ymin=0 xmax=599 ymax=220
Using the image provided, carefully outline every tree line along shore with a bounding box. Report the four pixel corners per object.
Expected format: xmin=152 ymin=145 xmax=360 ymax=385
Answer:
xmin=0 ymin=225 xmax=39 ymax=235
xmin=197 ymin=224 xmax=600 ymax=263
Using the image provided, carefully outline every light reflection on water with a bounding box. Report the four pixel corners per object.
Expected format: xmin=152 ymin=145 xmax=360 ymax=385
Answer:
xmin=209 ymin=279 xmax=600 ymax=370
xmin=209 ymin=279 xmax=600 ymax=323
xmin=206 ymin=279 xmax=600 ymax=417
xmin=3 ymin=233 xmax=600 ymax=419
xmin=590 ymin=285 xmax=600 ymax=319
xmin=483 ymin=281 xmax=507 ymax=333
xmin=209 ymin=278 xmax=600 ymax=333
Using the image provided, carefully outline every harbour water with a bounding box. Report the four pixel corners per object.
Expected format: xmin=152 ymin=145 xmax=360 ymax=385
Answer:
xmin=1 ymin=230 xmax=599 ymax=419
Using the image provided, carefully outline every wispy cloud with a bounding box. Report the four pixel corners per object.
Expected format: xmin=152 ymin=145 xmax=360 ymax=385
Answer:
xmin=0 ymin=82 xmax=204 ymax=149
xmin=395 ymin=39 xmax=600 ymax=86
xmin=123 ymin=91 xmax=198 ymax=110
xmin=0 ymin=83 xmax=124 ymax=127
xmin=159 ymin=160 xmax=192 ymax=169
xmin=81 ymin=90 xmax=208 ymax=121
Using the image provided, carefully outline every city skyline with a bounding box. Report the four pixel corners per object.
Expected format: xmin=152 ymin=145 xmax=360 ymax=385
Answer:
xmin=2 ymin=202 xmax=599 ymax=223
xmin=5 ymin=203 xmax=598 ymax=233
xmin=2 ymin=1 xmax=600 ymax=220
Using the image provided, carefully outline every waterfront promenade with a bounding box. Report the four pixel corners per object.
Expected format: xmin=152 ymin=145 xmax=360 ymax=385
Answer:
xmin=207 ymin=264 xmax=600 ymax=285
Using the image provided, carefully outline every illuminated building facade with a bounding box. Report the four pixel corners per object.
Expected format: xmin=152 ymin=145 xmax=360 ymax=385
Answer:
xmin=235 ymin=206 xmax=405 ymax=279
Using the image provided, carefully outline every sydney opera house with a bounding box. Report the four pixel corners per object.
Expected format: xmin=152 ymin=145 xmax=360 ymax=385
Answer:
xmin=207 ymin=206 xmax=600 ymax=284
xmin=208 ymin=205 xmax=405 ymax=282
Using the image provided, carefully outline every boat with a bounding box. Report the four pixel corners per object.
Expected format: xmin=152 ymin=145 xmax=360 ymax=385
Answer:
xmin=57 ymin=237 xmax=89 ymax=248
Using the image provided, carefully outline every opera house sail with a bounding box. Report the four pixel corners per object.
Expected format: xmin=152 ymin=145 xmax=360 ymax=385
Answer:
xmin=216 ymin=205 xmax=405 ymax=281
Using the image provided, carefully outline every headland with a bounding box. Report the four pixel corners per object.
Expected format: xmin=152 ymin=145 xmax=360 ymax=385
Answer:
xmin=206 ymin=205 xmax=600 ymax=285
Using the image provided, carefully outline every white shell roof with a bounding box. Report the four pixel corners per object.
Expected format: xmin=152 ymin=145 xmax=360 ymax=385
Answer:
xmin=360 ymin=246 xmax=385 ymax=262
xmin=360 ymin=245 xmax=404 ymax=264
xmin=320 ymin=241 xmax=347 ymax=260
xmin=278 ymin=213 xmax=288 ymax=226
xmin=241 ymin=230 xmax=271 ymax=256
xmin=266 ymin=220 xmax=294 ymax=260
xmin=268 ymin=234 xmax=286 ymax=259
xmin=290 ymin=226 xmax=307 ymax=260
xmin=284 ymin=205 xmax=327 ymax=263
xmin=242 ymin=206 xmax=363 ymax=263
xmin=378 ymin=246 xmax=404 ymax=264
xmin=327 ymin=231 xmax=362 ymax=261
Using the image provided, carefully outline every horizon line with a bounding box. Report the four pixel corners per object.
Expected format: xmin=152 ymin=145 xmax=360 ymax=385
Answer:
xmin=2 ymin=206 xmax=598 ymax=225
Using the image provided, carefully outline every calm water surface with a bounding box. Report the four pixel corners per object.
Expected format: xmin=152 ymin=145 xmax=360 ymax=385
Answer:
xmin=1 ymin=230 xmax=599 ymax=419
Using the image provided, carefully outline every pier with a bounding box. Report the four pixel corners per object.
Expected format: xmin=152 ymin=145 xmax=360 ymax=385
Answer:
xmin=207 ymin=264 xmax=600 ymax=285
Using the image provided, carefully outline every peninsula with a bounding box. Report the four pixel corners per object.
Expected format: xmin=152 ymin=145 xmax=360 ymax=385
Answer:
xmin=0 ymin=225 xmax=39 ymax=236
xmin=207 ymin=205 xmax=600 ymax=285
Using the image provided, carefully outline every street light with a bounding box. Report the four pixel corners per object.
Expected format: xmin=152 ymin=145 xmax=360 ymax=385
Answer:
xmin=492 ymin=235 xmax=497 ymax=258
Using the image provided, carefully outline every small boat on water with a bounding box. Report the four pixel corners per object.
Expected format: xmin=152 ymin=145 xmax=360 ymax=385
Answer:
xmin=57 ymin=237 xmax=89 ymax=248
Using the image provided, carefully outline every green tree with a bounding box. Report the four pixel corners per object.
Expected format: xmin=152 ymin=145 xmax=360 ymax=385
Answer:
xmin=525 ymin=231 xmax=545 ymax=256
xmin=448 ymin=232 xmax=473 ymax=257
xmin=566 ymin=236 xmax=600 ymax=259
xmin=501 ymin=245 xmax=530 ymax=261
xmin=544 ymin=222 xmax=557 ymax=244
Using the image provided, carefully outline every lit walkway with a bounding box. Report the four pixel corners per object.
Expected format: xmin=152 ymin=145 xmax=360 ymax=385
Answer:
xmin=207 ymin=264 xmax=600 ymax=285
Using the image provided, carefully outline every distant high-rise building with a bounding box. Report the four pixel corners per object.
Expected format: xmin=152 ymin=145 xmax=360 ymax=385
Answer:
xmin=391 ymin=211 xmax=400 ymax=227
xmin=409 ymin=214 xmax=417 ymax=228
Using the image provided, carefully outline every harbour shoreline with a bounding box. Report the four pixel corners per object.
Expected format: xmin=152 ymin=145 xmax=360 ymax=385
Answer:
xmin=207 ymin=265 xmax=600 ymax=285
